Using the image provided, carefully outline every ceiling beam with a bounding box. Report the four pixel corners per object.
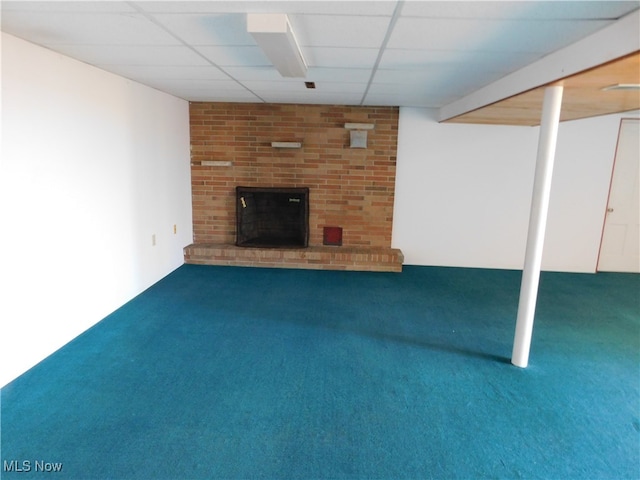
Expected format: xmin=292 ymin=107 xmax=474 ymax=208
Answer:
xmin=438 ymin=8 xmax=640 ymax=123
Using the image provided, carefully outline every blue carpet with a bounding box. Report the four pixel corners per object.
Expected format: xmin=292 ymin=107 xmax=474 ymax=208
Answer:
xmin=1 ymin=265 xmax=638 ymax=479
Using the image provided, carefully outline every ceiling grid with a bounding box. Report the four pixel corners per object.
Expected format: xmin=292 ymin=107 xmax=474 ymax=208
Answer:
xmin=1 ymin=1 xmax=638 ymax=123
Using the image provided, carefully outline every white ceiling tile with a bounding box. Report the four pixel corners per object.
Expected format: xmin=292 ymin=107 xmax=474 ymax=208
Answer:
xmin=175 ymin=91 xmax=263 ymax=102
xmin=1 ymin=2 xmax=135 ymax=13
xmin=364 ymin=91 xmax=445 ymax=108
xmin=366 ymin=81 xmax=463 ymax=100
xmin=244 ymin=80 xmax=366 ymax=95
xmin=373 ymin=67 xmax=502 ymax=92
xmin=138 ymin=1 xmax=398 ymax=16
xmin=387 ymin=17 xmax=505 ymax=51
xmin=259 ymin=91 xmax=363 ymax=105
xmin=378 ymin=49 xmax=541 ymax=72
xmin=304 ymin=47 xmax=379 ymax=69
xmin=222 ymin=66 xmax=297 ymax=81
xmin=553 ymin=1 xmax=640 ymax=19
xmin=362 ymin=94 xmax=432 ymax=107
xmin=313 ymin=82 xmax=367 ymax=94
xmin=363 ymin=90 xmax=458 ymax=108
xmin=151 ymin=13 xmax=255 ymax=45
xmin=400 ymin=2 xmax=532 ymax=19
xmin=371 ymin=68 xmax=442 ymax=85
xmin=273 ymin=1 xmax=397 ymax=16
xmin=242 ymin=80 xmax=318 ymax=93
xmin=366 ymin=82 xmax=430 ymax=96
xmin=290 ymin=14 xmax=392 ymax=48
xmin=134 ymin=1 xmax=258 ymax=14
xmin=400 ymin=1 xmax=639 ymax=20
xmin=1 ymin=11 xmax=180 ymax=45
xmin=223 ymin=66 xmax=373 ymax=84
xmin=104 ymin=65 xmax=231 ymax=81
xmin=386 ymin=17 xmax=612 ymax=53
xmin=144 ymin=78 xmax=247 ymax=92
xmin=305 ymin=68 xmax=372 ymax=83
xmin=493 ymin=19 xmax=613 ymax=53
xmin=195 ymin=45 xmax=270 ymax=67
xmin=54 ymin=45 xmax=211 ymax=67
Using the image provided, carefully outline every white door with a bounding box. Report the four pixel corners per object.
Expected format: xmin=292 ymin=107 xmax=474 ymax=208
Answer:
xmin=598 ymin=118 xmax=640 ymax=273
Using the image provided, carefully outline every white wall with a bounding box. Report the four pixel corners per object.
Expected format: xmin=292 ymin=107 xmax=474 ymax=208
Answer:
xmin=0 ymin=33 xmax=193 ymax=387
xmin=392 ymin=106 xmax=639 ymax=272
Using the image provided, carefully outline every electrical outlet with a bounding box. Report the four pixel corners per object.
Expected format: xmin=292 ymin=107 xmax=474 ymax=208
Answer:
xmin=152 ymin=234 xmax=156 ymax=246
xmin=173 ymin=224 xmax=177 ymax=234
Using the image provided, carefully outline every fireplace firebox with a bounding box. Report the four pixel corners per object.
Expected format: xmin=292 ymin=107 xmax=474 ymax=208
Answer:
xmin=236 ymin=186 xmax=309 ymax=248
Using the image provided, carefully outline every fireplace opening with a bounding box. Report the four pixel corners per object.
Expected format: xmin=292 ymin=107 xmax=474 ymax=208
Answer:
xmin=236 ymin=186 xmax=309 ymax=248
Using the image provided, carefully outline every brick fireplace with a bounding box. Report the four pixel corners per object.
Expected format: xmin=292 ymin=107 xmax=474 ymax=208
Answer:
xmin=184 ymin=102 xmax=403 ymax=272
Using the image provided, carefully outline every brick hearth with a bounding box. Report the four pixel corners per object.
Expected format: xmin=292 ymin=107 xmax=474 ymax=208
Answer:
xmin=184 ymin=244 xmax=403 ymax=272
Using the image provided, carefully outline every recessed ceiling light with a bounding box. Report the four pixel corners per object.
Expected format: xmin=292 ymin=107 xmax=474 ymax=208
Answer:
xmin=601 ymin=84 xmax=640 ymax=91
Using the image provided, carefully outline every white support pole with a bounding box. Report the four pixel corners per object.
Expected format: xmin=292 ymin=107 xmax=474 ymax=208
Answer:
xmin=512 ymin=85 xmax=564 ymax=368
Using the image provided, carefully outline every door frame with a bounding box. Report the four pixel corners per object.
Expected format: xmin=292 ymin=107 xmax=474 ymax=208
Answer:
xmin=596 ymin=117 xmax=640 ymax=272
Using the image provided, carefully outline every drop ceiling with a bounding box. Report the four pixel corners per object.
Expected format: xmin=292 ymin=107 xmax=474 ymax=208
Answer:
xmin=2 ymin=1 xmax=639 ymax=124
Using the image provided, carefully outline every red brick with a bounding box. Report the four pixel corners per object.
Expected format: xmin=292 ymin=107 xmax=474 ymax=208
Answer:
xmin=189 ymin=102 xmax=400 ymax=259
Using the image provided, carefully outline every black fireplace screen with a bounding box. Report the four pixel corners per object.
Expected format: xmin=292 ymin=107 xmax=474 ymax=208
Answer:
xmin=236 ymin=186 xmax=309 ymax=248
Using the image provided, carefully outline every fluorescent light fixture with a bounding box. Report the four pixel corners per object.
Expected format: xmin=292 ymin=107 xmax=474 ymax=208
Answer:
xmin=601 ymin=83 xmax=640 ymax=91
xmin=247 ymin=13 xmax=307 ymax=78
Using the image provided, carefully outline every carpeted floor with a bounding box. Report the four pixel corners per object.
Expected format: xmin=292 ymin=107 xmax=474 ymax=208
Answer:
xmin=1 ymin=265 xmax=638 ymax=479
